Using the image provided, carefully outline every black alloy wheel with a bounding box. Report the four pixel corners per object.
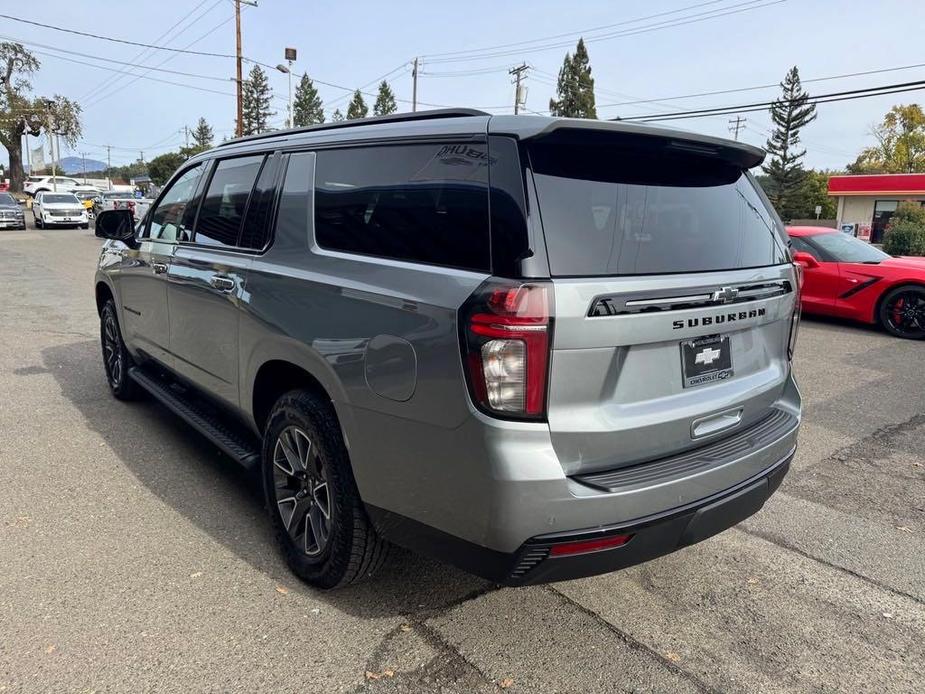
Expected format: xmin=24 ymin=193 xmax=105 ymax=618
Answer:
xmin=272 ymin=425 xmax=333 ymax=557
xmin=880 ymin=285 xmax=925 ymax=339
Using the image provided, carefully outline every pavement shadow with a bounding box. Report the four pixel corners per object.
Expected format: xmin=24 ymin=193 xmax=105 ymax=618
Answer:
xmin=42 ymin=339 xmax=494 ymax=619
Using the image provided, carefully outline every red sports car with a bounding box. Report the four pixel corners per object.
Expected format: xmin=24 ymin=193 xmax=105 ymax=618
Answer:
xmin=787 ymin=226 xmax=925 ymax=339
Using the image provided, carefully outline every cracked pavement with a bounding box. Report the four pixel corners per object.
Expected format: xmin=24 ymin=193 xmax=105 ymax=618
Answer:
xmin=1 ymin=225 xmax=923 ymax=693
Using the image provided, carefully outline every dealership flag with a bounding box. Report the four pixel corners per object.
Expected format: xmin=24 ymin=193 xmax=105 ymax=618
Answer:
xmin=31 ymin=145 xmax=45 ymax=172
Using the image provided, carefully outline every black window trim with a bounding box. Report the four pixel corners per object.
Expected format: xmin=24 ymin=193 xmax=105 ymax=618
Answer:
xmin=140 ymin=160 xmax=210 ymax=243
xmin=305 ymin=138 xmax=494 ymax=274
xmin=180 ymin=152 xmax=274 ymax=253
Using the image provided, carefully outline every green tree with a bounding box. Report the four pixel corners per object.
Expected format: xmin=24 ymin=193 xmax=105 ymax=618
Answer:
xmin=761 ymin=66 xmax=817 ymax=218
xmin=346 ymin=90 xmax=368 ymax=120
xmin=373 ymin=80 xmax=397 ymax=116
xmin=147 ymin=151 xmax=185 ymax=186
xmin=241 ymin=64 xmax=275 ymax=135
xmin=0 ymin=42 xmax=82 ymax=192
xmin=882 ymin=202 xmax=925 ymax=256
xmin=331 ymin=108 xmax=344 ymax=122
xmin=292 ymin=73 xmax=324 ymax=126
xmin=848 ymin=104 xmax=925 ymax=174
xmin=191 ymin=117 xmax=213 ymax=149
xmin=548 ymin=38 xmax=597 ymax=119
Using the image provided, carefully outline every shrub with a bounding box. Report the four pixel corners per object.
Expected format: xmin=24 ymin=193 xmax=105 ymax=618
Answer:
xmin=882 ymin=202 xmax=925 ymax=256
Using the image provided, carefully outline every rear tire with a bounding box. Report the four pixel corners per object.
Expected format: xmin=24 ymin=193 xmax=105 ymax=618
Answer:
xmin=878 ymin=285 xmax=925 ymax=339
xmin=262 ymin=390 xmax=388 ymax=589
xmin=100 ymin=299 xmax=142 ymax=400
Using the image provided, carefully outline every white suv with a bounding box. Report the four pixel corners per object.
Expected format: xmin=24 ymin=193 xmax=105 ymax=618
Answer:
xmin=32 ymin=191 xmax=89 ymax=229
xmin=24 ymin=175 xmax=80 ymax=197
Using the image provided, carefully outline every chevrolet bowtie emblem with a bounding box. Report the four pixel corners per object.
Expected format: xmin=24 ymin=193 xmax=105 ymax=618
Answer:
xmin=711 ymin=286 xmax=739 ymax=303
xmin=694 ymin=347 xmax=721 ymax=366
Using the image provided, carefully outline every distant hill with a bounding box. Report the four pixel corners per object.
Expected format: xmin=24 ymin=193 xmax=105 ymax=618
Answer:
xmin=59 ymin=156 xmax=107 ymax=175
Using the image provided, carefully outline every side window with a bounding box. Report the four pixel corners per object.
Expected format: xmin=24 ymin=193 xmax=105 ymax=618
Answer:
xmin=194 ymin=155 xmax=264 ymax=248
xmin=314 ymin=143 xmax=491 ymax=271
xmin=789 ymin=236 xmax=820 ymax=260
xmin=147 ymin=164 xmax=205 ymax=242
xmin=239 ymin=155 xmax=279 ymax=249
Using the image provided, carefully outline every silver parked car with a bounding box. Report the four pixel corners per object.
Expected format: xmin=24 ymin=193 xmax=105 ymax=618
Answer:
xmin=93 ymin=110 xmax=802 ymax=588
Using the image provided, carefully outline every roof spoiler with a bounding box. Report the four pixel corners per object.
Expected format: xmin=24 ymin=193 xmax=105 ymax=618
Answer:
xmin=491 ymin=116 xmax=765 ymax=169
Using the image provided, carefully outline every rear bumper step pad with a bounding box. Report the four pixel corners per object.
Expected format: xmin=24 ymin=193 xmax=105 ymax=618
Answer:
xmin=573 ymin=409 xmax=798 ymax=493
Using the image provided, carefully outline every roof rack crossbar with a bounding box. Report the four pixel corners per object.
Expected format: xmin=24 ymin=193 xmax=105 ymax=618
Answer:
xmin=218 ymin=108 xmax=490 ymax=148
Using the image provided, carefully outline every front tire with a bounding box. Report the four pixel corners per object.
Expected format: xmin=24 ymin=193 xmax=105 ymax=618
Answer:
xmin=262 ymin=390 xmax=388 ymax=589
xmin=33 ymin=214 xmax=42 ymax=229
xmin=879 ymin=285 xmax=925 ymax=339
xmin=100 ymin=299 xmax=141 ymax=399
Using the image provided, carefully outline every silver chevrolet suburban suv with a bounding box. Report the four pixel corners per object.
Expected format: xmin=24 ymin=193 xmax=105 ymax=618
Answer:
xmin=94 ymin=110 xmax=802 ymax=588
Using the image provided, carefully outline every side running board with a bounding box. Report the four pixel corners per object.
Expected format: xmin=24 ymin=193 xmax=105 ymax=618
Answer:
xmin=128 ymin=366 xmax=262 ymax=470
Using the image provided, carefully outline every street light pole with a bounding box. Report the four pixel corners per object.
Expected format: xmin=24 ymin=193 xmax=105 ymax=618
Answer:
xmin=283 ymin=47 xmax=297 ymax=128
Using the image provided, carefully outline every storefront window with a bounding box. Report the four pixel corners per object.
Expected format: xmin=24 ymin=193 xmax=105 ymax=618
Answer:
xmin=871 ymin=200 xmax=898 ymax=243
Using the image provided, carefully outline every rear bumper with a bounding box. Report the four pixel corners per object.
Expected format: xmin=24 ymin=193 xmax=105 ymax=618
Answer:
xmin=369 ymin=449 xmax=792 ymax=585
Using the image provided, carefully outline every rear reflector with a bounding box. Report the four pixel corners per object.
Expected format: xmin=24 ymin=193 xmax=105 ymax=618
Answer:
xmin=548 ymin=533 xmax=633 ymax=557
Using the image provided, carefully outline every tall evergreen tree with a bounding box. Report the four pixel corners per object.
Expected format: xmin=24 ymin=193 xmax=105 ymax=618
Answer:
xmin=548 ymin=38 xmax=596 ymax=119
xmin=346 ymin=90 xmax=368 ymax=120
xmin=373 ymin=81 xmax=397 ymax=116
xmin=331 ymin=108 xmax=345 ymax=122
xmin=241 ymin=64 xmax=275 ymax=135
xmin=762 ymin=66 xmax=817 ymax=217
xmin=191 ymin=117 xmax=213 ymax=149
xmin=292 ymin=73 xmax=324 ymax=126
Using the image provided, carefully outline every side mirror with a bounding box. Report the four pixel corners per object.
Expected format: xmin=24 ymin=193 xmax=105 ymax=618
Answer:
xmin=95 ymin=209 xmax=137 ymax=247
xmin=792 ymin=251 xmax=819 ymax=269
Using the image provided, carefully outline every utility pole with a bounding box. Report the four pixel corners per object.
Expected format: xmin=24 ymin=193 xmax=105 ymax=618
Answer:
xmin=44 ymin=101 xmax=57 ymax=191
xmin=234 ymin=0 xmax=258 ymax=136
xmin=235 ymin=0 xmax=244 ymax=137
xmin=284 ymin=47 xmax=297 ymax=128
xmin=184 ymin=125 xmax=190 ymax=148
xmin=80 ymin=151 xmax=88 ymax=184
xmin=728 ymin=115 xmax=746 ymax=141
xmin=140 ymin=151 xmax=145 ymax=165
xmin=106 ymin=145 xmax=112 ymax=191
xmin=411 ymin=57 xmax=419 ymax=112
xmin=509 ymin=63 xmax=529 ymax=114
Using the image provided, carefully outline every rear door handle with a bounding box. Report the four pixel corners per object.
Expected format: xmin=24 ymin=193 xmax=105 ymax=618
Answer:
xmin=152 ymin=262 xmax=168 ymax=274
xmin=209 ymin=275 xmax=236 ymax=292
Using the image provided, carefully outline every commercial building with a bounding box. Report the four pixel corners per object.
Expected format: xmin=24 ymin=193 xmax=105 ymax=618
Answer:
xmin=828 ymin=173 xmax=925 ymax=243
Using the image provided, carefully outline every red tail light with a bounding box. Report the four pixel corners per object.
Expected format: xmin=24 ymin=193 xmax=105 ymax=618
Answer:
xmin=788 ymin=262 xmax=802 ymax=361
xmin=460 ymin=280 xmax=553 ymax=420
xmin=549 ymin=533 xmax=633 ymax=557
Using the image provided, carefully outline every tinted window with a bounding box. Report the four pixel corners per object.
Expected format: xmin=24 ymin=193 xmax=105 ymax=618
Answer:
xmin=314 ymin=143 xmax=490 ymax=271
xmin=807 ymin=232 xmax=890 ymax=263
xmin=530 ymin=142 xmax=789 ymax=276
xmin=0 ymin=193 xmax=17 ymax=205
xmin=195 ymin=155 xmax=264 ymax=248
xmin=788 ymin=235 xmax=819 ymax=260
xmin=147 ymin=164 xmax=205 ymax=242
xmin=239 ymin=155 xmax=279 ymax=249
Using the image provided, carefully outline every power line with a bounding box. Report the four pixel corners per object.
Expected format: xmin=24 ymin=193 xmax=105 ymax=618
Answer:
xmin=0 ymin=12 xmax=238 ymax=58
xmin=78 ymin=0 xmax=220 ymax=104
xmin=83 ymin=11 xmax=242 ymax=111
xmin=422 ymin=0 xmax=734 ymax=60
xmin=596 ymin=61 xmax=925 ymax=108
xmin=619 ymin=79 xmax=925 ymax=122
xmin=423 ymin=0 xmax=785 ymax=64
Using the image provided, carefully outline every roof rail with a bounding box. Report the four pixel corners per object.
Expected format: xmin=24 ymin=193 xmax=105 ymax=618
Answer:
xmin=217 ymin=108 xmax=490 ymax=148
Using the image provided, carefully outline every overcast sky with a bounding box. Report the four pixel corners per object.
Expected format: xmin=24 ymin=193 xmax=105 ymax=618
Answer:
xmin=3 ymin=0 xmax=925 ymax=172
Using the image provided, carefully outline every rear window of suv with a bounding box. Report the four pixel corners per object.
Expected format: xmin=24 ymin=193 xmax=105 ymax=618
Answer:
xmin=529 ymin=141 xmax=789 ymax=276
xmin=313 ymin=143 xmax=491 ymax=272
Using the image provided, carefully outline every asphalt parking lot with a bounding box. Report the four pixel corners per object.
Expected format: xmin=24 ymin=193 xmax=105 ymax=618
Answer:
xmin=1 ymin=222 xmax=923 ymax=693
